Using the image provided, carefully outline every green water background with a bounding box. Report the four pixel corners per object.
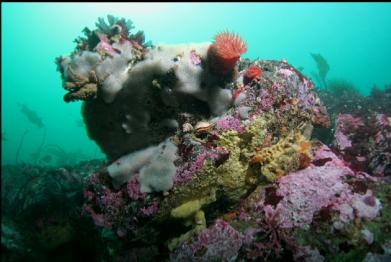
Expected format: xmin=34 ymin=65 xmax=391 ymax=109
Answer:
xmin=2 ymin=3 xmax=391 ymax=166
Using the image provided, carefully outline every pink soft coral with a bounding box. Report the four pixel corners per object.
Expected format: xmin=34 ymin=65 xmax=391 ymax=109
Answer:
xmin=95 ymin=35 xmax=117 ymax=56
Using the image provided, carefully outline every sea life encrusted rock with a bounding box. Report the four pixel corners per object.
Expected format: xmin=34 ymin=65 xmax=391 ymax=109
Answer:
xmin=53 ymin=15 xmax=390 ymax=261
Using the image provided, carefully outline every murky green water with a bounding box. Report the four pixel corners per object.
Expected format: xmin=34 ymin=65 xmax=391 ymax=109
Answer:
xmin=2 ymin=3 xmax=391 ymax=166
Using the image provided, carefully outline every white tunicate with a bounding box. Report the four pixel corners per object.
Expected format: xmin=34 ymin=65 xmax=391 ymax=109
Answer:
xmin=174 ymin=44 xmax=209 ymax=101
xmin=67 ymin=51 xmax=101 ymax=80
xmin=137 ymin=139 xmax=178 ymax=193
xmin=112 ymin=41 xmax=134 ymax=61
xmin=101 ymin=70 xmax=128 ymax=103
xmin=238 ymin=106 xmax=252 ymax=119
xmin=58 ymin=57 xmax=71 ymax=75
xmin=234 ymin=92 xmax=247 ymax=106
xmin=96 ymin=44 xmax=133 ymax=103
xmin=119 ymin=42 xmax=238 ymax=119
xmin=142 ymin=42 xmax=211 ymax=103
xmin=107 ymin=139 xmax=178 ymax=191
xmin=208 ymin=88 xmax=233 ymax=116
xmin=107 ymin=146 xmax=157 ymax=189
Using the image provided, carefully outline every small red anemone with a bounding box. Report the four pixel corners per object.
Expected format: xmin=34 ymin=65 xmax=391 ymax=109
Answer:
xmin=244 ymin=66 xmax=263 ymax=79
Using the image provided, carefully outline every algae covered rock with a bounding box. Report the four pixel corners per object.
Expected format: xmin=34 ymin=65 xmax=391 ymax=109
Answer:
xmin=1 ymin=160 xmax=105 ymax=261
xmin=54 ymin=15 xmax=391 ymax=262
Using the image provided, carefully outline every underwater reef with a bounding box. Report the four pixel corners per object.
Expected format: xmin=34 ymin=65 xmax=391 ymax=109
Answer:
xmin=2 ymin=15 xmax=391 ymax=262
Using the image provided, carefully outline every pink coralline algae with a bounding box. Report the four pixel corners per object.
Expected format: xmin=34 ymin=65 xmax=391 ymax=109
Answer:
xmin=127 ymin=175 xmax=145 ymax=200
xmin=84 ymin=190 xmax=95 ymax=201
xmin=334 ymin=130 xmax=352 ymax=150
xmin=370 ymin=114 xmax=391 ymax=176
xmin=216 ymin=116 xmax=245 ymax=133
xmin=190 ymin=50 xmax=202 ymax=65
xmin=331 ymin=113 xmax=390 ymax=176
xmin=140 ymin=201 xmax=159 ymax=217
xmin=278 ymin=68 xmax=294 ymax=78
xmin=338 ymin=114 xmax=365 ymax=129
xmin=257 ymin=89 xmax=274 ymax=111
xmin=84 ymin=170 xmax=157 ymax=235
xmin=84 ymin=188 xmax=125 ymax=228
xmin=84 ymin=205 xmax=112 ymax=228
xmin=84 ymin=173 xmax=123 ymax=229
xmin=172 ymin=219 xmax=243 ymax=261
xmin=260 ymin=144 xmax=382 ymax=229
xmin=260 ymin=97 xmax=274 ymax=111
xmin=174 ymin=151 xmax=218 ymax=185
xmin=334 ymin=114 xmax=364 ymax=151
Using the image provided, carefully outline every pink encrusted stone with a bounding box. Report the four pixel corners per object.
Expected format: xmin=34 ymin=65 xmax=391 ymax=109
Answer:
xmin=274 ymin=164 xmax=352 ymax=228
xmin=174 ymin=150 xmax=220 ymax=186
xmin=262 ymin=144 xmax=382 ymax=229
xmin=127 ymin=175 xmax=145 ymax=200
xmin=278 ymin=68 xmax=294 ymax=78
xmin=216 ymin=116 xmax=245 ymax=133
xmin=140 ymin=201 xmax=159 ymax=217
xmin=84 ymin=205 xmax=113 ymax=228
xmin=338 ymin=114 xmax=365 ymax=129
xmin=172 ymin=219 xmax=243 ymax=261
xmin=333 ymin=114 xmax=365 ymax=151
xmin=335 ymin=131 xmax=352 ymax=150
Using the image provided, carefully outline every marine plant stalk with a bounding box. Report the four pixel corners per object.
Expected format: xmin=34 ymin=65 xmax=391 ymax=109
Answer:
xmin=15 ymin=130 xmax=29 ymax=165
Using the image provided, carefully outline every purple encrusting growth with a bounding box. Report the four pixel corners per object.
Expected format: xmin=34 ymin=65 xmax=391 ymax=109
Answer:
xmin=174 ymin=150 xmax=219 ymax=186
xmin=127 ymin=175 xmax=145 ymax=200
xmin=370 ymin=114 xmax=391 ymax=176
xmin=140 ymin=201 xmax=159 ymax=217
xmin=83 ymin=171 xmax=161 ymax=235
xmin=331 ymin=113 xmax=390 ymax=176
xmin=84 ymin=186 xmax=125 ymax=229
xmin=334 ymin=114 xmax=364 ymax=151
xmin=297 ymin=79 xmax=316 ymax=107
xmin=334 ymin=129 xmax=352 ymax=151
xmin=259 ymin=88 xmax=274 ymax=111
xmin=259 ymin=144 xmax=382 ymax=229
xmin=216 ymin=116 xmax=245 ymax=133
xmin=172 ymin=219 xmax=243 ymax=261
xmin=237 ymin=85 xmax=257 ymax=108
xmin=278 ymin=68 xmax=294 ymax=78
